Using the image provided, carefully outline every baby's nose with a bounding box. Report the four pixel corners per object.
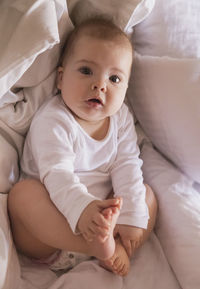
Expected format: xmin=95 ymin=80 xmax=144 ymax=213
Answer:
xmin=91 ymin=81 xmax=107 ymax=92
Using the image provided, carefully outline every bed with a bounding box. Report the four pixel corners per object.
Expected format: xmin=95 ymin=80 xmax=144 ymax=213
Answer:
xmin=0 ymin=0 xmax=200 ymax=288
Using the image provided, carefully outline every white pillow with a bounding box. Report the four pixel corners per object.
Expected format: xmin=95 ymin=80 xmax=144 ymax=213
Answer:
xmin=127 ymin=0 xmax=200 ymax=183
xmin=128 ymin=54 xmax=200 ymax=183
xmin=132 ymin=0 xmax=200 ymax=58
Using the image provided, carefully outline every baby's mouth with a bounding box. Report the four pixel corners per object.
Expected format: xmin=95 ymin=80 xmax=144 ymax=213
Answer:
xmin=87 ymin=97 xmax=103 ymax=106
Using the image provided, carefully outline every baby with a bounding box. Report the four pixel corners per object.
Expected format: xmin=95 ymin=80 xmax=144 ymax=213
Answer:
xmin=8 ymin=18 xmax=157 ymax=276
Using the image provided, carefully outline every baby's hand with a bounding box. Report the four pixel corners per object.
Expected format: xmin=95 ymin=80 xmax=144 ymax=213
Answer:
xmin=77 ymin=198 xmax=121 ymax=243
xmin=115 ymin=224 xmax=144 ymax=257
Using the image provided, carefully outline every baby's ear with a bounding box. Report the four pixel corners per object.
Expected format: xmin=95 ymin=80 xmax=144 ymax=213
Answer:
xmin=57 ymin=66 xmax=64 ymax=89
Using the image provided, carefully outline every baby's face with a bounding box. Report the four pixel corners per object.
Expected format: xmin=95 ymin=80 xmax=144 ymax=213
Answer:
xmin=57 ymin=35 xmax=132 ymax=123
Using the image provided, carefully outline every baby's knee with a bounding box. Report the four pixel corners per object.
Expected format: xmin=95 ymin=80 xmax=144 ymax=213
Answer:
xmin=8 ymin=179 xmax=44 ymax=212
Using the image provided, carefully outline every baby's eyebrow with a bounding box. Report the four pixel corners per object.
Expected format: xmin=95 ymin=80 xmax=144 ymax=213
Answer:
xmin=76 ymin=59 xmax=96 ymax=65
xmin=111 ymin=67 xmax=126 ymax=76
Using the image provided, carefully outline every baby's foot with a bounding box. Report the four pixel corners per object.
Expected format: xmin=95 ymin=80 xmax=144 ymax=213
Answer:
xmin=79 ymin=198 xmax=122 ymax=243
xmin=88 ymin=200 xmax=122 ymax=260
xmin=99 ymin=202 xmax=121 ymax=242
xmin=99 ymin=237 xmax=130 ymax=276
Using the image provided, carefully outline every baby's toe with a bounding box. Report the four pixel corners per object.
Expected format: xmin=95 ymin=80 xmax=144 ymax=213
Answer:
xmin=116 ymin=262 xmax=124 ymax=273
xmin=83 ymin=228 xmax=96 ymax=242
xmin=118 ymin=264 xmax=126 ymax=276
xmin=113 ymin=257 xmax=121 ymax=268
xmin=113 ymin=258 xmax=124 ymax=275
xmin=120 ymin=263 xmax=130 ymax=276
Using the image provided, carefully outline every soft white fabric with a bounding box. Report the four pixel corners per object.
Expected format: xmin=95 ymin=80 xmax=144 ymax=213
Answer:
xmin=0 ymin=0 xmax=73 ymax=133
xmin=68 ymin=0 xmax=155 ymax=32
xmin=0 ymin=71 xmax=58 ymax=136
xmin=19 ymin=233 xmax=181 ymax=289
xmin=141 ymin=141 xmax=200 ymax=289
xmin=127 ymin=0 xmax=200 ymax=183
xmin=124 ymin=0 xmax=155 ymax=33
xmin=132 ymin=0 xmax=200 ymax=58
xmin=0 ymin=120 xmax=24 ymax=193
xmin=0 ymin=0 xmax=72 ymax=187
xmin=127 ymin=54 xmax=200 ymax=183
xmin=21 ymin=96 xmax=148 ymax=232
xmin=0 ymin=1 xmax=72 ymax=289
xmin=0 ymin=135 xmax=19 ymax=194
xmin=0 ymin=0 xmax=73 ymax=198
xmin=0 ymin=0 xmax=60 ymax=99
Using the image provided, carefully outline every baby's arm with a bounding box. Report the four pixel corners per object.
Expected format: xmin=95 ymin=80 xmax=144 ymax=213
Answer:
xmin=110 ymin=105 xmax=149 ymax=254
xmin=77 ymin=198 xmax=122 ymax=242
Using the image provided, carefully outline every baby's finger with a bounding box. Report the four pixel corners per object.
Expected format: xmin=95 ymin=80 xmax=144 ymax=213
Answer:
xmin=83 ymin=229 xmax=95 ymax=242
xmin=93 ymin=213 xmax=110 ymax=229
xmin=83 ymin=232 xmax=92 ymax=242
xmin=91 ymin=221 xmax=109 ymax=236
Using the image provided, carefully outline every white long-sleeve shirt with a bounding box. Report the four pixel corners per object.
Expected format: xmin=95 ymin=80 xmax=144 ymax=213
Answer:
xmin=21 ymin=95 xmax=149 ymax=233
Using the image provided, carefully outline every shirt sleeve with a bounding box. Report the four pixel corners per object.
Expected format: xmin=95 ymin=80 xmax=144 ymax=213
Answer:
xmin=29 ymin=111 xmax=98 ymax=233
xmin=110 ymin=104 xmax=149 ymax=229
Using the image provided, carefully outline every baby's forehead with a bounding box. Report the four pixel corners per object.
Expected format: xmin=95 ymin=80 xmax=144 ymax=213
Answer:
xmin=71 ymin=35 xmax=133 ymax=68
xmin=62 ymin=22 xmax=133 ymax=65
xmin=73 ymin=32 xmax=133 ymax=60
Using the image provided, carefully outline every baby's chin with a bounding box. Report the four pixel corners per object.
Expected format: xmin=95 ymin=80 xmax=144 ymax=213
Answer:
xmin=73 ymin=110 xmax=108 ymax=124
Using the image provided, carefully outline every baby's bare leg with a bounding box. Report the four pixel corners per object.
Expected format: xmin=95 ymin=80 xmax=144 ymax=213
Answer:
xmin=8 ymin=179 xmax=119 ymax=260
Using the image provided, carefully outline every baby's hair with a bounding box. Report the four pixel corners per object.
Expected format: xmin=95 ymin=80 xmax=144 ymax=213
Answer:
xmin=59 ymin=17 xmax=133 ymax=66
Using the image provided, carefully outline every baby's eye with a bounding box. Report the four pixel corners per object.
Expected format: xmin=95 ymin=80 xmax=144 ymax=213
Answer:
xmin=79 ymin=66 xmax=92 ymax=75
xmin=109 ymin=75 xmax=120 ymax=83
